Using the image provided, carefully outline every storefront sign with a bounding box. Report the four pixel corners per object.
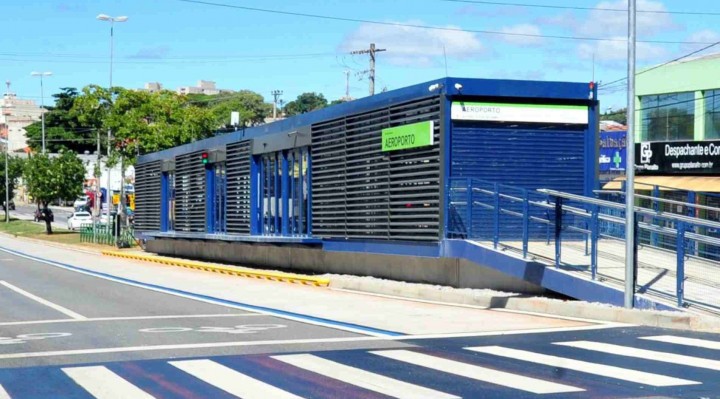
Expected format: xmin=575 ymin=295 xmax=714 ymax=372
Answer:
xmin=382 ymin=120 xmax=434 ymax=152
xmin=636 ymin=140 xmax=720 ymax=175
xmin=451 ymin=102 xmax=588 ymax=124
xmin=599 ymin=130 xmax=627 ymax=172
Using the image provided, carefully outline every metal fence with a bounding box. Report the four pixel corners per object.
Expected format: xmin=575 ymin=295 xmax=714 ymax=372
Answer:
xmin=79 ymin=222 xmax=137 ymax=248
xmin=447 ymin=177 xmax=720 ymax=313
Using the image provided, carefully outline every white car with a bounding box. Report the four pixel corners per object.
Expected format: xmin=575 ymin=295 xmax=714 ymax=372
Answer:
xmin=73 ymin=196 xmax=89 ymax=209
xmin=67 ymin=211 xmax=93 ymax=230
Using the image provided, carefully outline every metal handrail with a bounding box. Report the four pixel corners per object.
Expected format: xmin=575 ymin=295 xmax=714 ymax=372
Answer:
xmin=597 ymin=189 xmax=720 ymax=213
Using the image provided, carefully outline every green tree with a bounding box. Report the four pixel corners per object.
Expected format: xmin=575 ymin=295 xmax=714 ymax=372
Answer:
xmin=188 ymin=91 xmax=272 ymax=128
xmin=24 ymin=152 xmax=85 ymax=234
xmin=0 ymin=154 xmax=24 ymax=220
xmin=25 ymin=88 xmax=100 ymax=154
xmin=284 ymin=92 xmax=328 ymax=116
xmin=601 ymin=108 xmax=627 ymax=125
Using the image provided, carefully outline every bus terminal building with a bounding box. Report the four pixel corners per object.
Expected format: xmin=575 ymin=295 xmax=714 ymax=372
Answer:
xmin=134 ymin=77 xmax=599 ymax=293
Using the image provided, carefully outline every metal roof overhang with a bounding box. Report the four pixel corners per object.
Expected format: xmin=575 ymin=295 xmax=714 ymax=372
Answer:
xmin=603 ymin=175 xmax=720 ymax=192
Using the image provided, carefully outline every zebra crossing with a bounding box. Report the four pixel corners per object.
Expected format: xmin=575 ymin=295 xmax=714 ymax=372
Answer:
xmin=0 ymin=332 xmax=718 ymax=398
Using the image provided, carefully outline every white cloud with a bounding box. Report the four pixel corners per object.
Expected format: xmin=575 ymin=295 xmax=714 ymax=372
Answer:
xmin=578 ymin=37 xmax=668 ymax=67
xmin=681 ymin=29 xmax=720 ymax=53
xmin=339 ymin=21 xmax=486 ymax=67
xmin=498 ymin=24 xmax=544 ymax=46
xmin=577 ymin=0 xmax=679 ymax=37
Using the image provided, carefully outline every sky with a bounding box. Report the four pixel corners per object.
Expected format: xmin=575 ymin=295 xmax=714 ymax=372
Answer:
xmin=3 ymin=0 xmax=720 ymax=112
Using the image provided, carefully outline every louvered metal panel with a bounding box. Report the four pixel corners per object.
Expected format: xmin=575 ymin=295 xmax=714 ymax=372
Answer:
xmin=134 ymin=161 xmax=161 ymax=232
xmin=311 ymin=96 xmax=441 ymax=241
xmin=225 ymin=140 xmax=251 ymax=234
xmin=174 ymin=152 xmax=206 ymax=233
xmin=451 ymin=123 xmax=586 ymax=239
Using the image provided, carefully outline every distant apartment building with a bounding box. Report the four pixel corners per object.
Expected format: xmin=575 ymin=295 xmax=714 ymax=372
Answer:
xmin=143 ymin=82 xmax=163 ymax=93
xmin=0 ymin=85 xmax=43 ymax=153
xmin=176 ymin=80 xmax=234 ymax=96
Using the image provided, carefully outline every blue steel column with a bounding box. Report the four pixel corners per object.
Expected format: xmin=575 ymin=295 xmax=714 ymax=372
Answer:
xmin=440 ymin=93 xmax=452 ymax=241
xmin=585 ymin=93 xmax=599 ymax=197
xmin=160 ymin=172 xmax=169 ymax=232
xmin=522 ymin=189 xmax=529 ymax=258
xmin=274 ymin=155 xmax=279 ymax=234
xmin=493 ymin=183 xmax=500 ymax=249
xmin=306 ymin=149 xmax=312 ymax=236
xmin=250 ymin=155 xmax=260 ymax=235
xmin=687 ymin=191 xmax=696 ymax=255
xmin=554 ymin=197 xmax=563 ymax=268
xmin=590 ymin=205 xmax=599 ymax=279
xmin=205 ymin=165 xmax=215 ymax=234
xmin=466 ymin=178 xmax=473 ymax=238
xmin=676 ymin=221 xmax=686 ymax=307
xmin=651 ymin=185 xmax=660 ymax=246
xmin=281 ymin=151 xmax=290 ymax=236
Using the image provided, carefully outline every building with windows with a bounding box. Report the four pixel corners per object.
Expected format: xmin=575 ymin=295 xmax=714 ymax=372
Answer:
xmin=604 ymin=53 xmax=720 ymax=260
xmin=0 ymin=87 xmax=44 ymax=153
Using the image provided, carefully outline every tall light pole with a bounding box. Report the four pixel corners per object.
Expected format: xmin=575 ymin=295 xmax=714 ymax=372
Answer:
xmin=97 ymin=13 xmax=128 ymax=233
xmin=30 ymin=72 xmax=52 ymax=154
xmin=624 ymin=0 xmax=637 ymax=309
xmin=4 ymin=139 xmax=8 ymax=223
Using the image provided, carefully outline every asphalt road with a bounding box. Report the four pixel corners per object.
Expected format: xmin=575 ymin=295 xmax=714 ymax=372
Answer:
xmin=0 ymin=246 xmax=719 ymax=398
xmin=11 ymin=204 xmax=73 ymax=229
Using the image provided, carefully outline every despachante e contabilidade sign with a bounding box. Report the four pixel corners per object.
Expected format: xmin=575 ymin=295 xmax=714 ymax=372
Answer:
xmin=382 ymin=120 xmax=434 ymax=152
xmin=636 ymin=139 xmax=720 ymax=175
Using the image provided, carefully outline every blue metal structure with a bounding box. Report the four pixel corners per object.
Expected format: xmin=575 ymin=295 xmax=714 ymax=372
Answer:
xmin=138 ymin=77 xmax=718 ymax=310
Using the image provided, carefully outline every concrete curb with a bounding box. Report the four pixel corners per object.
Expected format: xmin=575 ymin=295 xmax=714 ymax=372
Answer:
xmin=101 ymin=250 xmax=330 ymax=287
xmin=330 ymin=276 xmax=720 ymax=332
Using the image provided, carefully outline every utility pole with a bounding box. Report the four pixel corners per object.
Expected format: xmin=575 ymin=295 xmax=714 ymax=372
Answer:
xmin=624 ymin=0 xmax=637 ymax=309
xmin=345 ymin=70 xmax=350 ymax=98
xmin=351 ymin=43 xmax=386 ymax=96
xmin=271 ymin=90 xmax=283 ymax=120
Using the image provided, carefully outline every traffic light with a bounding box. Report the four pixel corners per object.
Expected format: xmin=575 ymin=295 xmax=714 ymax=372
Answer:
xmin=201 ymin=152 xmax=209 ymax=165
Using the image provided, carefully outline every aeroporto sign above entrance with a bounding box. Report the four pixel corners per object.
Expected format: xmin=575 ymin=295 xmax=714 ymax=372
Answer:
xmin=451 ymin=102 xmax=589 ymax=124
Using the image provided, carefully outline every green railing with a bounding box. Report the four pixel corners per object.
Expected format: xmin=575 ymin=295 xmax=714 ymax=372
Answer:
xmin=79 ymin=222 xmax=136 ymax=248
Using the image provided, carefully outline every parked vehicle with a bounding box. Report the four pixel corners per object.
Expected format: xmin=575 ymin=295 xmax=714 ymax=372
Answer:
xmin=34 ymin=208 xmax=54 ymax=223
xmin=73 ymin=196 xmax=89 ymax=209
xmin=2 ymin=200 xmax=15 ymax=211
xmin=67 ymin=211 xmax=92 ymax=230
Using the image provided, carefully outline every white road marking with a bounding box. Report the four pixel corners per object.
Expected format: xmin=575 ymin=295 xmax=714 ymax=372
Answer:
xmin=0 ymin=384 xmax=10 ymax=399
xmin=556 ymin=341 xmax=720 ymax=371
xmin=641 ymin=335 xmax=720 ymax=350
xmin=62 ymin=366 xmax=154 ymax=399
xmin=0 ymin=280 xmax=86 ymax=320
xmin=273 ymin=353 xmax=459 ymax=399
xmin=0 ymin=336 xmax=382 ymax=360
xmin=0 ymin=313 xmax=261 ymax=327
xmin=171 ymin=359 xmax=303 ymax=399
xmin=390 ymin=323 xmax=628 ymax=340
xmin=371 ymin=349 xmax=583 ymax=394
xmin=467 ymin=345 xmax=700 ymax=387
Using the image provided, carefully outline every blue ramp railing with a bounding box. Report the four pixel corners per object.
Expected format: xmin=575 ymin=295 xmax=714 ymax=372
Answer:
xmin=446 ymin=177 xmax=720 ymax=312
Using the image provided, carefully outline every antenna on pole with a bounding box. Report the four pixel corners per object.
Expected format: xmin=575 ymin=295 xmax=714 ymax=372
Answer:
xmin=271 ymin=90 xmax=283 ymax=120
xmin=443 ymin=44 xmax=449 ymax=77
xmin=344 ymin=70 xmax=351 ymax=100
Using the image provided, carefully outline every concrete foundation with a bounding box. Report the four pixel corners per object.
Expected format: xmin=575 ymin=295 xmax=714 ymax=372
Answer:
xmin=146 ymin=238 xmax=547 ymax=295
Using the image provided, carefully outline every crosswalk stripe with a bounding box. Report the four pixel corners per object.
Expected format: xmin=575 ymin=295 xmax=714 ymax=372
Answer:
xmin=169 ymin=359 xmax=303 ymax=399
xmin=370 ymin=349 xmax=583 ymax=394
xmin=0 ymin=384 xmax=10 ymax=399
xmin=273 ymin=353 xmax=459 ymax=399
xmin=556 ymin=341 xmax=720 ymax=371
xmin=641 ymin=335 xmax=720 ymax=350
xmin=62 ymin=366 xmax=154 ymax=399
xmin=466 ymin=345 xmax=700 ymax=387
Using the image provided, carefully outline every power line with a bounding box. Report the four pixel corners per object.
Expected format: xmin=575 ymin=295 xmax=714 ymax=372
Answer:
xmin=599 ymin=39 xmax=720 ymax=90
xmin=442 ymin=0 xmax=720 ymax=16
xmin=175 ymin=0 xmax=717 ymax=45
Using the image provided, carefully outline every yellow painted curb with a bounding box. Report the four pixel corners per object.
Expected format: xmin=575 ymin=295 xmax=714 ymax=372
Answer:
xmin=101 ymin=250 xmax=329 ymax=287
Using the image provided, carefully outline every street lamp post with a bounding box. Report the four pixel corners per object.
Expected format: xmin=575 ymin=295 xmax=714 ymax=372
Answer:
xmin=30 ymin=72 xmax=52 ymax=154
xmin=97 ymin=14 xmax=128 ymax=240
xmin=4 ymin=140 xmax=8 ymax=223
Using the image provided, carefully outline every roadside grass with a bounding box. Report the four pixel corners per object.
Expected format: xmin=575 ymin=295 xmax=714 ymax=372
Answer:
xmin=0 ymin=218 xmax=81 ymax=245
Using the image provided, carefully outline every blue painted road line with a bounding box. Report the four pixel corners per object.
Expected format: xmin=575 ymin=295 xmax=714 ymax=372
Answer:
xmin=0 ymin=246 xmax=402 ymax=338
